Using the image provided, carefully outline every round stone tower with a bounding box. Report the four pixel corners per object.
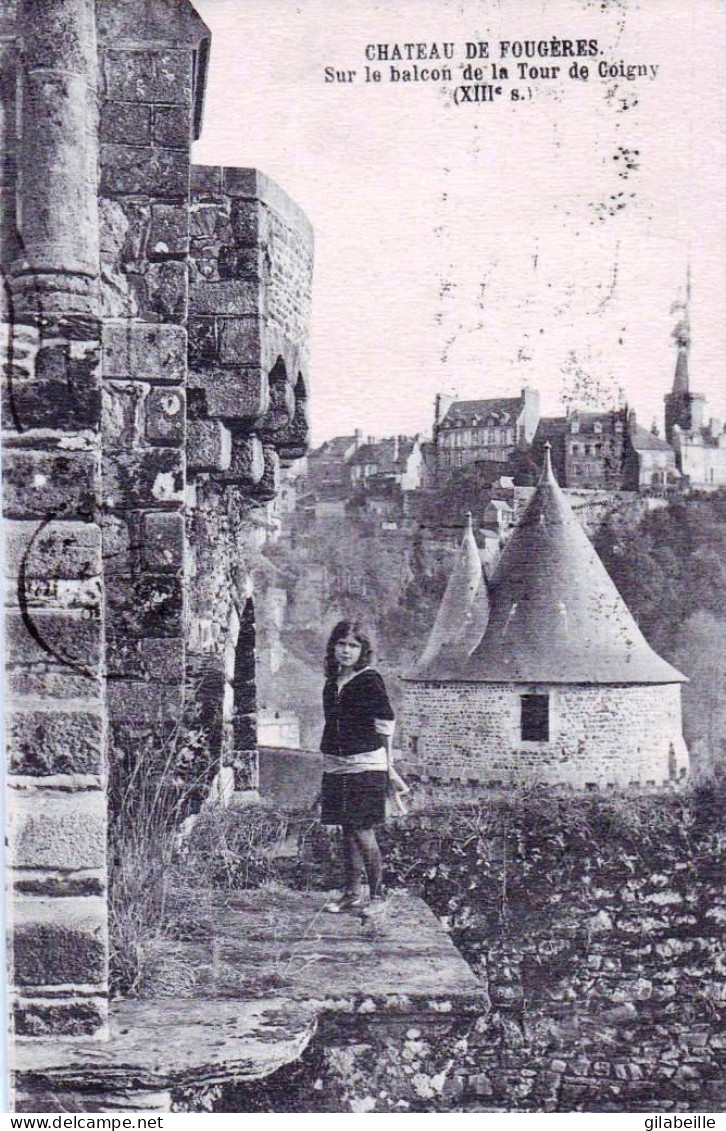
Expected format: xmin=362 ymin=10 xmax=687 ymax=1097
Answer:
xmin=401 ymin=448 xmax=689 ymax=789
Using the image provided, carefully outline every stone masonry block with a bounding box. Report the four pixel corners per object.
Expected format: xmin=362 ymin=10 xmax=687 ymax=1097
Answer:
xmin=106 ymin=572 xmax=183 ymax=637
xmin=103 ymin=49 xmax=154 ymax=100
xmin=103 ymin=321 xmax=186 ymax=382
xmin=153 ymin=104 xmax=192 ymax=149
xmin=227 ymin=434 xmax=265 ymax=485
xmin=6 ymin=341 xmax=102 ymax=432
xmin=106 ymin=679 xmax=183 ymax=724
xmin=187 ymin=419 xmax=231 ymax=471
xmin=141 ymin=511 xmax=184 ymax=571
xmin=100 ymin=514 xmax=132 ymax=578
xmin=103 ymin=48 xmax=192 ymax=105
xmin=217 ymin=317 xmax=262 ymax=364
xmin=7 ymin=707 xmax=104 ymax=776
xmin=2 ymin=450 xmax=97 ymax=520
xmin=217 ymin=245 xmax=265 ymax=281
xmin=190 ymin=165 xmax=224 ymax=196
xmin=143 ymin=260 xmax=188 ymax=323
xmin=99 ymin=101 xmax=151 ymax=144
xmin=146 ymin=387 xmax=185 ymax=444
xmin=4 ymin=521 xmax=101 ymax=580
xmin=100 ymin=144 xmax=189 ymax=198
xmin=103 ymin=448 xmax=183 ymax=510
xmin=154 ymin=49 xmax=194 ymax=104
xmin=12 ymin=896 xmax=107 ymax=986
xmin=189 ymin=281 xmax=259 ymax=318
xmin=102 ymin=382 xmax=146 ymax=448
xmin=105 ymin=634 xmax=184 ymax=683
xmin=188 ymin=367 xmax=268 ymax=422
xmin=149 ymin=203 xmax=189 ymax=256
xmin=8 ymin=671 xmax=103 ymax=701
xmin=229 ymin=199 xmax=263 ymax=245
xmin=13 ymin=997 xmax=106 ymax=1038
xmin=8 ymin=791 xmax=106 ymax=870
xmin=5 ymin=608 xmax=101 ymax=672
xmin=188 ymin=317 xmax=218 ymax=365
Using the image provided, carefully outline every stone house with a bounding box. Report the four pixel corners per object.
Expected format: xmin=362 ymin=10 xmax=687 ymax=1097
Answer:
xmin=401 ymin=448 xmax=689 ymax=789
xmin=305 ymin=430 xmax=364 ymax=490
xmin=623 ymin=424 xmax=680 ymax=491
xmin=534 ymin=408 xmax=628 ymax=490
xmin=348 ymin=434 xmax=424 ymax=492
xmin=2 ymin=0 xmax=312 ymax=1040
xmin=434 ymin=388 xmax=540 ymax=475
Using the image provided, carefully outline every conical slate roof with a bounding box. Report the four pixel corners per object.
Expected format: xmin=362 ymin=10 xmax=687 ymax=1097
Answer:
xmin=408 ymin=448 xmax=685 ymax=685
xmin=410 ymin=514 xmax=490 ymax=679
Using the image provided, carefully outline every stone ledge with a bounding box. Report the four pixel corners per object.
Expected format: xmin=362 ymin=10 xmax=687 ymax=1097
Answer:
xmin=12 ymin=891 xmax=485 ymax=1110
xmin=12 ymin=997 xmax=317 ymax=1094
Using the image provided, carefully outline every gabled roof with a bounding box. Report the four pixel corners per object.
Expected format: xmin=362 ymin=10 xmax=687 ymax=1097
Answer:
xmin=311 ymin=435 xmax=359 ymax=459
xmin=409 ymin=514 xmax=490 ymax=678
xmin=629 ymin=426 xmax=674 ymax=453
xmin=440 ymin=397 xmax=523 ymax=428
xmin=349 ymin=436 xmax=417 ymax=470
xmin=536 ymin=416 xmax=568 ymax=436
xmin=407 ymin=448 xmax=685 ymax=685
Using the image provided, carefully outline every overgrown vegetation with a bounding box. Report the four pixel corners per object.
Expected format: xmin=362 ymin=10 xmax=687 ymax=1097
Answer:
xmin=594 ymin=496 xmax=726 ymax=774
xmin=108 ymin=713 xmax=291 ymax=997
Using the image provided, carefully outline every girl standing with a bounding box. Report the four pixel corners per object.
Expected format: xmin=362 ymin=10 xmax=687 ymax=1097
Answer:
xmin=319 ymin=619 xmax=395 ymax=915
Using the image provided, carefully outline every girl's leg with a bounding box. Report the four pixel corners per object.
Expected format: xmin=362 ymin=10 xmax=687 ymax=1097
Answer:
xmin=353 ymin=827 xmax=383 ymax=898
xmin=342 ymin=826 xmax=365 ymax=896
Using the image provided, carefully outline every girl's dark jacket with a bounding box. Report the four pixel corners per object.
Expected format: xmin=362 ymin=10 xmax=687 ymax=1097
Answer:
xmin=320 ymin=668 xmax=395 ymax=757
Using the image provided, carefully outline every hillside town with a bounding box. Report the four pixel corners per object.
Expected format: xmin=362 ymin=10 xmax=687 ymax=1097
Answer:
xmin=282 ymin=318 xmax=725 ymax=543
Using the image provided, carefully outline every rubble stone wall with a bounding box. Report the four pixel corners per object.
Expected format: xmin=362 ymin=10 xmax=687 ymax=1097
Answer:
xmin=401 ymin=681 xmax=688 ymax=788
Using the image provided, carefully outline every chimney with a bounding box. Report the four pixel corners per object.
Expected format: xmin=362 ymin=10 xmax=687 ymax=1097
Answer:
xmin=520 ymin=386 xmax=540 ymax=445
xmin=393 ymin=435 xmax=400 ymax=462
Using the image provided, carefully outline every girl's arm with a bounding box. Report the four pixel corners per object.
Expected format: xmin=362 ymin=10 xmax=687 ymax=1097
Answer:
xmin=370 ymin=670 xmax=396 ymax=765
xmin=374 ymin=717 xmax=395 ymax=766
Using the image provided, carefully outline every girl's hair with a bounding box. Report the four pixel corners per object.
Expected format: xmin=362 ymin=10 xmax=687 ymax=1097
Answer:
xmin=324 ymin=619 xmax=373 ymax=679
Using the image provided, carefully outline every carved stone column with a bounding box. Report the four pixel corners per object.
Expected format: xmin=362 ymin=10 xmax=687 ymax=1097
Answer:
xmin=11 ymin=0 xmax=100 ymax=314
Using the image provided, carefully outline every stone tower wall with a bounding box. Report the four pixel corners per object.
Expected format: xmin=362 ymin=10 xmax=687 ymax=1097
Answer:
xmin=3 ymin=0 xmax=109 ymax=1037
xmin=3 ymin=0 xmax=313 ymax=1038
xmin=185 ymin=166 xmax=313 ymax=790
xmin=97 ymin=15 xmax=202 ymax=782
xmin=401 ymin=681 xmax=688 ymax=789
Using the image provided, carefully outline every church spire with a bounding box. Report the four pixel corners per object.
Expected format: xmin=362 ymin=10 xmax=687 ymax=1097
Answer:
xmin=671 ymin=262 xmax=691 ymax=395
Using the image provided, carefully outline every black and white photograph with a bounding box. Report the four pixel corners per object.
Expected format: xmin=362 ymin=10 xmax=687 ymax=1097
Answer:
xmin=2 ymin=0 xmax=726 ymax=1117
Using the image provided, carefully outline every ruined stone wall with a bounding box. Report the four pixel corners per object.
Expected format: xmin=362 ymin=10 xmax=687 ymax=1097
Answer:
xmin=401 ymin=681 xmax=688 ymax=788
xmin=3 ymin=0 xmax=313 ymax=1040
xmin=184 ymin=167 xmax=313 ymax=791
xmin=95 ymin=5 xmax=208 ymax=788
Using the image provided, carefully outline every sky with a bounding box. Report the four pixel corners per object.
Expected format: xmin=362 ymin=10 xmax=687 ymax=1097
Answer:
xmin=192 ymin=0 xmax=726 ymax=446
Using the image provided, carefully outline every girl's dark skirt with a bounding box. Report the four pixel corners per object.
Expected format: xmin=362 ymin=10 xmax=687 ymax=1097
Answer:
xmin=320 ymin=770 xmax=387 ymax=829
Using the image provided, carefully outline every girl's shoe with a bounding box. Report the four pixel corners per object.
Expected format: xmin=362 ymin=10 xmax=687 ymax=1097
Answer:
xmin=361 ymin=893 xmax=389 ymax=918
xmin=324 ymin=891 xmax=363 ymax=914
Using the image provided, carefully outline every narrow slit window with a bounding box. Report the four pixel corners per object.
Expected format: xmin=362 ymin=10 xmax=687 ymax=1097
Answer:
xmin=521 ymin=694 xmax=549 ymax=742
